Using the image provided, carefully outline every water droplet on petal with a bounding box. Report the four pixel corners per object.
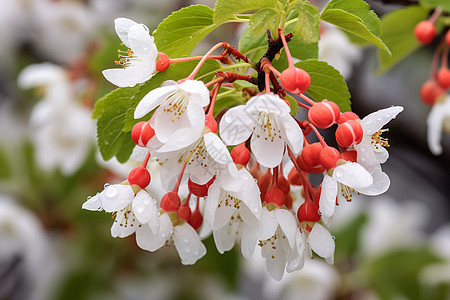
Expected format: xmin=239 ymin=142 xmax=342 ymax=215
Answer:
xmin=335 ymin=169 xmax=343 ymax=178
xmin=105 ymin=186 xmax=118 ymax=198
xmin=104 ymin=183 xmax=110 ymax=188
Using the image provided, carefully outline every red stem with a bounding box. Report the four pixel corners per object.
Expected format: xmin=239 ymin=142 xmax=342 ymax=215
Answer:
xmin=187 ymin=42 xmax=225 ymax=80
xmin=207 ymin=82 xmax=221 ymax=116
xmin=308 ymin=123 xmax=327 ymax=147
xmin=172 ymin=162 xmax=187 ymax=193
xmin=429 ymin=7 xmax=443 ymax=24
xmin=298 ymin=93 xmax=316 ymax=106
xmin=141 ymin=152 xmax=151 ymax=168
xmin=170 ymin=56 xmax=225 ymax=64
xmin=265 ymin=70 xmax=271 ymax=94
xmin=278 ymin=28 xmax=294 ymax=68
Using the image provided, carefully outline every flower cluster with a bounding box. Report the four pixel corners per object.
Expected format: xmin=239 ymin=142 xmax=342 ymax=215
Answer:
xmin=414 ymin=9 xmax=450 ymax=155
xmin=84 ymin=18 xmax=402 ymax=280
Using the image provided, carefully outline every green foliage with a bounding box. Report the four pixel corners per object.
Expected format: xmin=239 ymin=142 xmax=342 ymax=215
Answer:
xmin=420 ymin=0 xmax=450 ymax=12
xmin=377 ymin=6 xmax=430 ymax=73
xmin=0 ymin=146 xmax=11 ymax=180
xmin=285 ymin=94 xmax=300 ymax=116
xmin=153 ymin=5 xmax=219 ymax=57
xmin=332 ymin=213 xmax=368 ymax=259
xmin=295 ymin=59 xmax=352 ymax=111
xmin=249 ymin=8 xmax=278 ymax=36
xmin=213 ymin=0 xmax=280 ymax=24
xmin=288 ymin=1 xmax=320 ymax=44
xmin=320 ymin=0 xmax=391 ymax=55
xmin=365 ymin=248 xmax=442 ymax=300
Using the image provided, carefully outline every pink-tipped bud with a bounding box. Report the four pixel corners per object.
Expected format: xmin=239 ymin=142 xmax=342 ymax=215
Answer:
xmin=156 ymin=52 xmax=170 ymax=72
xmin=264 ymin=186 xmax=285 ymax=208
xmin=205 ymin=114 xmax=218 ymax=133
xmin=437 ymin=68 xmax=450 ymax=90
xmin=160 ymin=192 xmax=181 ymax=212
xmin=337 ymin=112 xmax=360 ymax=124
xmin=297 ymin=201 xmax=321 ymax=223
xmin=414 ymin=21 xmax=436 ymax=45
xmin=280 ymin=66 xmax=311 ymax=94
xmin=421 ymin=79 xmax=445 ymax=106
xmin=319 ymin=146 xmax=341 ymax=170
xmin=231 ymin=143 xmax=250 ymax=165
xmin=131 ymin=121 xmax=155 ymax=147
xmin=301 ymin=142 xmax=324 ymax=168
xmin=335 ymin=120 xmax=363 ymax=147
xmin=308 ymin=100 xmax=341 ymax=129
xmin=128 ymin=166 xmax=151 ymax=189
xmin=178 ymin=200 xmax=191 ymax=221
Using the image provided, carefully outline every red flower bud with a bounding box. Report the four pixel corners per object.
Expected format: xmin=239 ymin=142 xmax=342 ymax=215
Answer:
xmin=337 ymin=112 xmax=360 ymax=124
xmin=420 ymin=79 xmax=445 ymax=106
xmin=335 ymin=120 xmax=363 ymax=147
xmin=297 ymin=201 xmax=320 ymax=223
xmin=205 ymin=114 xmax=218 ymax=133
xmin=308 ymin=100 xmax=341 ymax=129
xmin=188 ymin=176 xmax=215 ymax=197
xmin=178 ymin=199 xmax=191 ymax=221
xmin=414 ymin=21 xmax=436 ymax=45
xmin=131 ymin=121 xmax=155 ymax=147
xmin=128 ymin=166 xmax=151 ymax=189
xmin=301 ymin=142 xmax=323 ymax=168
xmin=319 ymin=146 xmax=341 ymax=170
xmin=264 ymin=186 xmax=285 ymax=208
xmin=156 ymin=52 xmax=170 ymax=72
xmin=160 ymin=192 xmax=181 ymax=212
xmin=280 ymin=66 xmax=311 ymax=94
xmin=231 ymin=143 xmax=250 ymax=166
xmin=437 ymin=68 xmax=450 ymax=90
xmin=288 ymin=167 xmax=303 ymax=186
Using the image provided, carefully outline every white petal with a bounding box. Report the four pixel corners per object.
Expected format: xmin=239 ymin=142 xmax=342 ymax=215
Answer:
xmin=240 ymin=224 xmax=258 ymax=259
xmin=204 ymin=132 xmax=233 ymax=165
xmin=276 ymin=209 xmax=298 ymax=249
xmin=286 ymin=231 xmax=306 ymax=272
xmin=18 ymin=62 xmax=67 ymax=89
xmin=373 ymin=145 xmax=389 ymax=164
xmin=319 ymin=174 xmax=338 ymax=218
xmin=355 ymin=139 xmax=380 ymax=173
xmin=82 ymin=194 xmax=102 ymax=211
xmin=257 ymin=208 xmax=278 ymax=241
xmin=427 ymin=102 xmax=445 ymax=155
xmin=110 ymin=210 xmax=137 ymax=238
xmin=332 ymin=162 xmax=373 ymax=189
xmin=281 ymin=115 xmax=303 ymax=155
xmin=213 ymin=204 xmax=236 ymax=231
xmin=265 ymin=247 xmax=287 ymax=281
xmin=247 ymin=93 xmax=290 ymax=116
xmin=178 ymin=80 xmax=210 ymax=107
xmin=219 ymin=105 xmax=254 ymax=145
xmin=173 ymin=223 xmax=207 ymax=265
xmin=114 ymin=18 xmax=138 ymax=47
xmin=127 ymin=24 xmax=157 ymax=61
xmin=136 ymin=214 xmax=172 ymax=252
xmin=355 ymin=167 xmax=390 ymax=196
xmin=134 ymin=85 xmax=176 ymax=118
xmin=100 ymin=184 xmax=134 ymax=213
xmin=132 ymin=190 xmax=159 ymax=231
xmin=361 ymin=106 xmax=403 ymax=135
xmin=250 ymin=131 xmax=285 ymax=168
xmin=213 ymin=222 xmax=239 ymax=254
xmin=308 ymin=223 xmax=335 ymax=260
xmin=203 ymin=182 xmax=220 ymax=226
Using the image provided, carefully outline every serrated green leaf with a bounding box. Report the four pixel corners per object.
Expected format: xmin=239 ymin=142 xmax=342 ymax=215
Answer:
xmin=93 ymin=86 xmax=138 ymax=119
xmin=123 ymin=59 xmax=222 ymax=132
xmin=249 ymin=8 xmax=278 ymax=36
xmin=96 ymin=86 xmax=139 ymax=162
xmin=238 ymin=27 xmax=268 ymax=57
xmin=213 ymin=91 xmax=245 ymax=116
xmin=295 ymin=59 xmax=351 ymax=111
xmin=153 ymin=5 xmax=219 ymax=57
xmin=320 ymin=0 xmax=390 ymax=54
xmin=289 ymin=1 xmax=320 ymax=44
xmin=377 ymin=6 xmax=431 ymax=74
xmin=285 ymin=94 xmax=299 ymax=116
xmin=214 ymin=0 xmax=279 ymax=24
xmin=420 ymin=0 xmax=450 ymax=12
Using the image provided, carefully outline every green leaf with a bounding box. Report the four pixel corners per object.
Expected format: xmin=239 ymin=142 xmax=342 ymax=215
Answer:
xmin=365 ymin=248 xmax=442 ymax=300
xmin=320 ymin=0 xmax=391 ymax=54
xmin=249 ymin=8 xmax=278 ymax=36
xmin=285 ymin=94 xmax=299 ymax=116
xmin=332 ymin=213 xmax=368 ymax=259
xmin=295 ymin=59 xmax=351 ymax=111
xmin=0 ymin=146 xmax=11 ymax=180
xmin=288 ymin=1 xmax=320 ymax=44
xmin=213 ymin=92 xmax=245 ymax=116
xmin=377 ymin=6 xmax=431 ymax=73
xmin=153 ymin=5 xmax=219 ymax=57
xmin=238 ymin=27 xmax=268 ymax=58
xmin=214 ymin=0 xmax=279 ymax=24
xmin=95 ymin=86 xmax=139 ymax=162
xmin=420 ymin=0 xmax=450 ymax=12
xmin=123 ymin=59 xmax=221 ymax=132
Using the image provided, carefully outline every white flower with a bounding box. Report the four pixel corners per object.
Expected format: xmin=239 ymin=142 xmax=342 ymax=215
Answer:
xmin=83 ymin=184 xmax=160 ymax=239
xmin=319 ymin=162 xmax=373 ymax=218
xmin=18 ymin=63 xmax=95 ymax=175
xmin=354 ymin=106 xmax=403 ymax=171
xmin=102 ymin=18 xmax=158 ymax=87
xmin=134 ymin=80 xmax=210 ymax=152
xmin=427 ymin=95 xmax=450 ymax=155
xmin=136 ymin=213 xmax=207 ymax=265
xmin=318 ymin=23 xmax=362 ymax=80
xmin=204 ymin=168 xmax=261 ymax=258
xmin=288 ymin=223 xmax=336 ymax=273
xmin=256 ymin=206 xmax=298 ymax=281
xmin=220 ymin=93 xmax=303 ymax=168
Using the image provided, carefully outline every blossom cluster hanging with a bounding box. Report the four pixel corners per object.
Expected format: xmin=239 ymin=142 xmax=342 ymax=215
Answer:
xmin=83 ymin=17 xmax=402 ymax=281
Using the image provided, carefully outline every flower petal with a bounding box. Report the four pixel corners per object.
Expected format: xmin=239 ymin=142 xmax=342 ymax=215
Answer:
xmin=110 ymin=210 xmax=137 ymax=238
xmin=114 ymin=17 xmax=138 ymax=47
xmin=136 ymin=214 xmax=172 ymax=252
xmin=127 ymin=24 xmax=157 ymax=61
xmin=173 ymin=223 xmax=207 ymax=265
xmin=82 ymin=193 xmax=102 ymax=211
xmin=427 ymin=101 xmax=446 ymax=155
xmin=178 ymin=80 xmax=210 ymax=107
xmin=257 ymin=207 xmax=278 ymax=241
xmin=373 ymin=145 xmax=389 ymax=164
xmin=132 ymin=190 xmax=159 ymax=232
xmin=100 ymin=184 xmax=134 ymax=213
xmin=355 ymin=167 xmax=390 ymax=196
xmin=240 ymin=224 xmax=258 ymax=259
xmin=250 ymin=130 xmax=285 ymax=168
xmin=332 ymin=162 xmax=373 ymax=189
xmin=265 ymin=247 xmax=287 ymax=281
xmin=247 ymin=93 xmax=290 ymax=116
xmin=361 ymin=106 xmax=403 ymax=136
xmin=219 ymin=105 xmax=254 ymax=145
xmin=213 ymin=221 xmax=239 ymax=254
xmin=354 ymin=139 xmax=380 ymax=173
xmin=276 ymin=209 xmax=298 ymax=249
xmin=319 ymin=174 xmax=338 ymax=218
xmin=280 ymin=115 xmax=303 ymax=155
xmin=204 ymin=132 xmax=233 ymax=165
xmin=286 ymin=231 xmax=306 ymax=273
xmin=308 ymin=223 xmax=335 ymax=260
xmin=134 ymin=85 xmax=176 ymax=118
